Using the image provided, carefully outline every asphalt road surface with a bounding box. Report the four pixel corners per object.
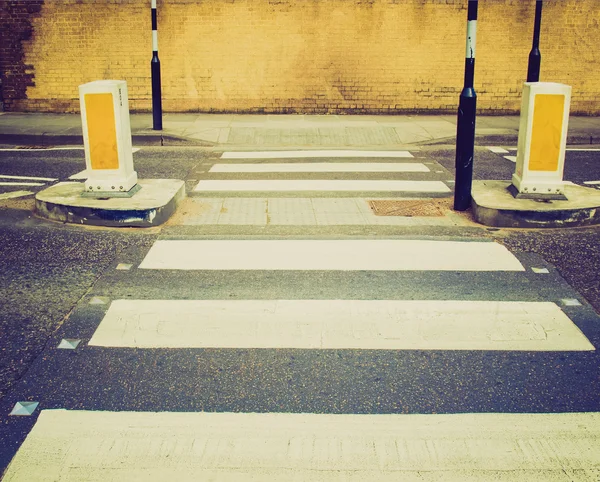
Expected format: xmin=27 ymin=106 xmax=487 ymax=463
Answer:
xmin=1 ymin=145 xmax=600 ymax=479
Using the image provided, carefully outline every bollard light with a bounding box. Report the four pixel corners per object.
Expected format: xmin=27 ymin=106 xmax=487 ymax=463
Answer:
xmin=79 ymin=80 xmax=139 ymax=196
xmin=510 ymin=82 xmax=571 ymax=200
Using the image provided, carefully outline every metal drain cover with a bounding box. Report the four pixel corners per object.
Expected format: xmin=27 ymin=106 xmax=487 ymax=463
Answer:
xmin=368 ymin=200 xmax=449 ymax=217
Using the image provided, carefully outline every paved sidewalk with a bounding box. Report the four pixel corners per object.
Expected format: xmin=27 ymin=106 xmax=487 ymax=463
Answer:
xmin=1 ymin=112 xmax=599 ymax=148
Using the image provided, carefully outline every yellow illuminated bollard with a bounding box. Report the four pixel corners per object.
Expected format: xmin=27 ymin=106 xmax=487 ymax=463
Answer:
xmin=79 ymin=80 xmax=139 ymax=196
xmin=511 ymin=82 xmax=571 ymax=200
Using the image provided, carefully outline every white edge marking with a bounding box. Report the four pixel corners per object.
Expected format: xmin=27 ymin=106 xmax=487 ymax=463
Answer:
xmin=0 ymin=182 xmax=44 ymax=187
xmin=504 ymin=156 xmax=517 ymax=163
xmin=0 ymin=190 xmax=34 ymax=200
xmin=487 ymin=147 xmax=509 ymax=154
xmin=0 ymin=174 xmax=57 ymax=182
xmin=69 ymin=170 xmax=88 ymax=180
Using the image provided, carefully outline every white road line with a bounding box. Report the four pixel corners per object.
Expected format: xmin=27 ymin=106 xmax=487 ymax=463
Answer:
xmin=0 ymin=190 xmax=33 ymax=200
xmin=583 ymin=181 xmax=600 ymax=185
xmin=487 ymin=146 xmax=509 ymax=154
xmin=138 ymin=239 xmax=525 ymax=271
xmin=89 ymin=299 xmax=593 ymax=351
xmin=504 ymin=156 xmax=517 ymax=163
xmin=0 ymin=174 xmax=57 ymax=182
xmin=69 ymin=170 xmax=87 ymax=180
xmin=0 ymin=182 xmax=44 ymax=187
xmin=194 ymin=180 xmax=451 ymax=193
xmin=0 ymin=147 xmax=141 ymax=152
xmin=567 ymin=148 xmax=600 ymax=152
xmin=209 ymin=163 xmax=430 ymax=173
xmin=6 ymin=410 xmax=600 ymax=481
xmin=221 ymin=150 xmax=414 ymax=159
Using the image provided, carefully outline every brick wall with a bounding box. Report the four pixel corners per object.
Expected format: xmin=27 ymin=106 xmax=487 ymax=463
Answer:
xmin=2 ymin=0 xmax=600 ymax=114
xmin=0 ymin=0 xmax=44 ymax=111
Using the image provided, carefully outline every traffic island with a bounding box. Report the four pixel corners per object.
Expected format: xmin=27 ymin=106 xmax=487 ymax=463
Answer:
xmin=35 ymin=179 xmax=185 ymax=227
xmin=471 ymin=180 xmax=600 ymax=228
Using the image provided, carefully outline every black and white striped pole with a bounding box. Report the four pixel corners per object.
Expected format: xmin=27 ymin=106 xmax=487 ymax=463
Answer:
xmin=454 ymin=0 xmax=478 ymax=212
xmin=151 ymin=0 xmax=162 ymax=131
xmin=527 ymin=0 xmax=543 ymax=82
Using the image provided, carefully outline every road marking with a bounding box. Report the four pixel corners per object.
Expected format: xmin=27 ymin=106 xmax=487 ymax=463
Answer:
xmin=209 ymin=162 xmax=430 ymax=173
xmin=0 ymin=174 xmax=57 ymax=182
xmin=194 ymin=180 xmax=451 ymax=193
xmin=6 ymin=410 xmax=600 ymax=480
xmin=584 ymin=181 xmax=600 ymax=185
xmin=221 ymin=150 xmax=414 ymax=159
xmin=0 ymin=182 xmax=44 ymax=187
xmin=0 ymin=190 xmax=34 ymax=200
xmin=139 ymin=239 xmax=525 ymax=271
xmin=487 ymin=146 xmax=509 ymax=154
xmin=69 ymin=170 xmax=87 ymax=180
xmin=567 ymin=148 xmax=600 ymax=151
xmin=504 ymin=156 xmax=517 ymax=163
xmin=0 ymin=147 xmax=141 ymax=152
xmin=89 ymin=299 xmax=593 ymax=351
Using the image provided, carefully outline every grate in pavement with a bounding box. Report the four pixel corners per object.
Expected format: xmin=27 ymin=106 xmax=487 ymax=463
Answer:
xmin=368 ymin=199 xmax=449 ymax=217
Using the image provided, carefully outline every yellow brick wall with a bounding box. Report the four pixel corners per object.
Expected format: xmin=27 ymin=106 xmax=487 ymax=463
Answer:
xmin=10 ymin=0 xmax=600 ymax=114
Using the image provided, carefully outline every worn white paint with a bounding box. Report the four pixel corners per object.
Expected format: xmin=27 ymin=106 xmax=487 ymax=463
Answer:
xmin=487 ymin=147 xmax=509 ymax=154
xmin=0 ymin=174 xmax=57 ymax=182
xmin=504 ymin=156 xmax=517 ymax=163
xmin=152 ymin=30 xmax=158 ymax=51
xmin=0 ymin=190 xmax=33 ymax=200
xmin=209 ymin=163 xmax=430 ymax=173
xmin=138 ymin=239 xmax=525 ymax=271
xmin=69 ymin=170 xmax=88 ymax=180
xmin=0 ymin=147 xmax=84 ymax=152
xmin=89 ymin=299 xmax=594 ymax=351
xmin=5 ymin=410 xmax=600 ymax=481
xmin=0 ymin=182 xmax=44 ymax=187
xmin=221 ymin=150 xmax=414 ymax=159
xmin=194 ymin=180 xmax=451 ymax=192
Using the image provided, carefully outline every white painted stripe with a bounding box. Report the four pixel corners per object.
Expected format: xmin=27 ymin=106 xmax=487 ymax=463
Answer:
xmin=221 ymin=150 xmax=414 ymax=159
xmin=69 ymin=170 xmax=87 ymax=180
xmin=139 ymin=240 xmax=525 ymax=271
xmin=504 ymin=156 xmax=517 ymax=163
xmin=0 ymin=174 xmax=57 ymax=182
xmin=152 ymin=30 xmax=158 ymax=51
xmin=584 ymin=181 xmax=600 ymax=185
xmin=0 ymin=190 xmax=33 ymax=200
xmin=567 ymin=148 xmax=600 ymax=151
xmin=0 ymin=147 xmax=140 ymax=153
xmin=7 ymin=410 xmax=600 ymax=481
xmin=89 ymin=299 xmax=593 ymax=350
xmin=0 ymin=182 xmax=44 ymax=187
xmin=466 ymin=20 xmax=477 ymax=58
xmin=0 ymin=147 xmax=84 ymax=152
xmin=194 ymin=180 xmax=451 ymax=193
xmin=210 ymin=163 xmax=430 ymax=173
xmin=487 ymin=146 xmax=509 ymax=154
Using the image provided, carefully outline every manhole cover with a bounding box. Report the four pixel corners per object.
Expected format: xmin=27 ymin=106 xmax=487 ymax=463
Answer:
xmin=368 ymin=200 xmax=449 ymax=217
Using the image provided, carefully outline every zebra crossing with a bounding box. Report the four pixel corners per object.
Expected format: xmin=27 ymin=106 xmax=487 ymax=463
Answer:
xmin=2 ymin=149 xmax=600 ymax=479
xmin=192 ymin=150 xmax=453 ymax=197
xmin=3 ymin=236 xmax=600 ymax=479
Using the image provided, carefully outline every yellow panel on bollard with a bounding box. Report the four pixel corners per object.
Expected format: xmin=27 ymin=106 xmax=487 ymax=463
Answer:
xmin=511 ymin=82 xmax=571 ymax=200
xmin=79 ymin=80 xmax=138 ymax=196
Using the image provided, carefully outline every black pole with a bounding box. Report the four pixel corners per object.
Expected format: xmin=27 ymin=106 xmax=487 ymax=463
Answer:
xmin=527 ymin=0 xmax=543 ymax=82
xmin=151 ymin=0 xmax=162 ymax=131
xmin=454 ymin=0 xmax=478 ymax=212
